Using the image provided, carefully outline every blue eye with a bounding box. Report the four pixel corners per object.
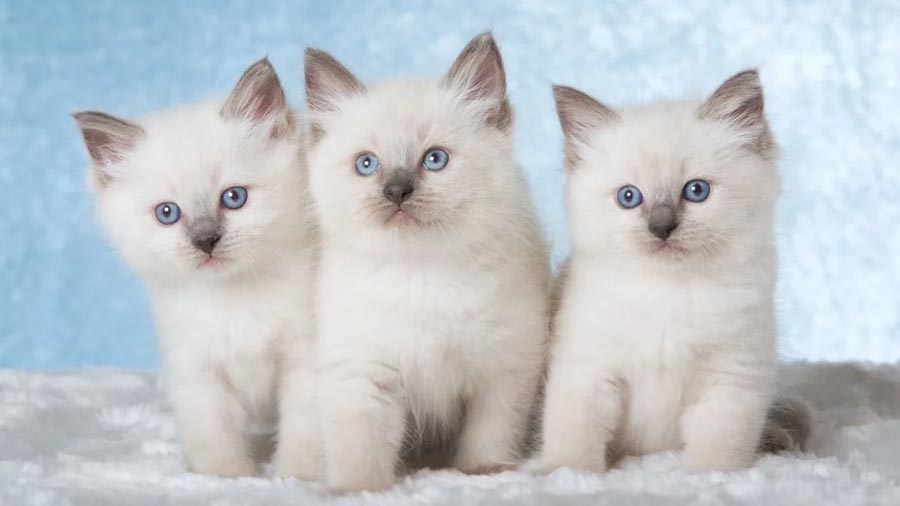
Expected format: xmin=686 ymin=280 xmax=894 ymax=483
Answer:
xmin=355 ymin=153 xmax=380 ymax=176
xmin=683 ymin=179 xmax=711 ymax=203
xmin=422 ymin=148 xmax=449 ymax=171
xmin=221 ymin=186 xmax=248 ymax=210
xmin=616 ymin=185 xmax=643 ymax=209
xmin=154 ymin=202 xmax=181 ymax=225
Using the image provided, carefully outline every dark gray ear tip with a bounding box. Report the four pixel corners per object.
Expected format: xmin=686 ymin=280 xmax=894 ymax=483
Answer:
xmin=249 ymin=56 xmax=275 ymax=71
xmin=463 ymin=31 xmax=501 ymax=58
xmin=473 ymin=31 xmax=496 ymax=45
xmin=72 ymin=110 xmax=129 ymax=127
xmin=304 ymin=47 xmax=331 ymax=64
xmin=729 ymin=68 xmax=762 ymax=86
xmin=551 ymin=84 xmax=569 ymax=103
xmin=551 ymin=84 xmax=573 ymax=96
xmin=552 ymin=85 xmax=589 ymax=105
xmin=72 ymin=110 xmax=98 ymax=121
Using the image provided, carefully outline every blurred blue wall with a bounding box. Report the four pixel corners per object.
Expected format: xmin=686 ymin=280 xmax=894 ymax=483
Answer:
xmin=1 ymin=0 xmax=899 ymax=368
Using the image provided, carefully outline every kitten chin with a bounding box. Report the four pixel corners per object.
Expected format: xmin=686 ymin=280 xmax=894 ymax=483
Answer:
xmin=535 ymin=70 xmax=807 ymax=475
xmin=304 ymin=33 xmax=550 ymax=492
xmin=74 ymin=58 xmax=321 ymax=479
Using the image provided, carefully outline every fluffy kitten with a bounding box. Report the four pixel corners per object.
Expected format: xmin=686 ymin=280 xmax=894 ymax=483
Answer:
xmin=304 ymin=33 xmax=550 ymax=492
xmin=74 ymin=59 xmax=320 ymax=478
xmin=533 ymin=70 xmax=782 ymax=473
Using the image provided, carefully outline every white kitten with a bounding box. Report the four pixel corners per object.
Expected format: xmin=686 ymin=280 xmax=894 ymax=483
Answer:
xmin=534 ymin=70 xmax=780 ymax=473
xmin=304 ymin=33 xmax=550 ymax=491
xmin=74 ymin=59 xmax=320 ymax=478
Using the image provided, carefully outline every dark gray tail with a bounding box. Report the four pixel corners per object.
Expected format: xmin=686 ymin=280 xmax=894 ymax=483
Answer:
xmin=758 ymin=396 xmax=813 ymax=453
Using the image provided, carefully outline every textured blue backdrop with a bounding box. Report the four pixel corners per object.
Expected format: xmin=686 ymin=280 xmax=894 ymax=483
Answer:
xmin=2 ymin=0 xmax=899 ymax=368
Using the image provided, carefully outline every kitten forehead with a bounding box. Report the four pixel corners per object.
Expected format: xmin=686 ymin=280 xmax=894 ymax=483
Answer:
xmin=107 ymin=99 xmax=288 ymax=205
xmin=124 ymin=102 xmax=230 ymax=181
xmin=582 ymin=101 xmax=752 ymax=181
xmin=316 ymin=79 xmax=487 ymax=161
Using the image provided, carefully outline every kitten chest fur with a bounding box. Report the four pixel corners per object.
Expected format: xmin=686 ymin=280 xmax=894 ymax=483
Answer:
xmin=560 ymin=256 xmax=776 ymax=455
xmin=318 ymin=243 xmax=542 ymax=429
xmin=153 ymin=260 xmax=315 ymax=426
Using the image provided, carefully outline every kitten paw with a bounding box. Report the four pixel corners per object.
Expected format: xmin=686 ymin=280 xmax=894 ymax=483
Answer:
xmin=272 ymin=455 xmax=321 ymax=482
xmin=325 ymin=475 xmax=395 ymax=494
xmin=522 ymin=455 xmax=606 ymax=475
xmin=521 ymin=458 xmax=561 ymax=475
xmin=683 ymin=450 xmax=754 ymax=473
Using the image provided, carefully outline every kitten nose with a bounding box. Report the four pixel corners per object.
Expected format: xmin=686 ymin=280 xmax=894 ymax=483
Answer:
xmin=648 ymin=205 xmax=678 ymax=240
xmin=383 ymin=181 xmax=414 ymax=205
xmin=192 ymin=234 xmax=221 ymax=255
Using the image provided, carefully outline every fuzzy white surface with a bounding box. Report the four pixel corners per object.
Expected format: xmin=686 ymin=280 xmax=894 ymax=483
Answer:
xmin=2 ymin=362 xmax=899 ymax=505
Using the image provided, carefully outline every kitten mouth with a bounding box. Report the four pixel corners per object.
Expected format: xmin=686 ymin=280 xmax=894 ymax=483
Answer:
xmin=386 ymin=208 xmax=417 ymax=226
xmin=198 ymin=256 xmax=227 ymax=269
xmin=653 ymin=241 xmax=686 ymax=255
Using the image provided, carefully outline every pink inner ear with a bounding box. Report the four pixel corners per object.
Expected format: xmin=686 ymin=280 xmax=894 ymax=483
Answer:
xmin=238 ymin=78 xmax=285 ymax=122
xmin=74 ymin=111 xmax=145 ymax=166
xmin=223 ymin=59 xmax=288 ymax=125
xmin=470 ymin=58 xmax=503 ymax=100
xmin=83 ymin=128 xmax=119 ymax=163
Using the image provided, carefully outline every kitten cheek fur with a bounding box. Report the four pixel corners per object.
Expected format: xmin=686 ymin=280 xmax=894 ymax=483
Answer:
xmin=535 ymin=70 xmax=798 ymax=475
xmin=305 ymin=33 xmax=550 ymax=492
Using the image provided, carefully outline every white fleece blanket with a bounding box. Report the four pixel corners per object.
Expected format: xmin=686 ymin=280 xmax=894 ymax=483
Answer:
xmin=2 ymin=362 xmax=899 ymax=505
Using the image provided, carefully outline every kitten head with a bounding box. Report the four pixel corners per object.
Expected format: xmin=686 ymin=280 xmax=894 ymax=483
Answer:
xmin=75 ymin=58 xmax=310 ymax=285
xmin=555 ymin=70 xmax=779 ymax=266
xmin=303 ymin=33 xmax=517 ymax=245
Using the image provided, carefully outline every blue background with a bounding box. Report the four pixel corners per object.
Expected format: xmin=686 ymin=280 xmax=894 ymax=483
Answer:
xmin=2 ymin=0 xmax=899 ymax=368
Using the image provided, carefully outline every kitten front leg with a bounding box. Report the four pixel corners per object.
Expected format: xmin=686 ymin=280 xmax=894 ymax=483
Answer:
xmin=528 ymin=364 xmax=620 ymax=474
xmin=273 ymin=364 xmax=321 ymax=480
xmin=680 ymin=372 xmax=771 ymax=472
xmin=318 ymin=362 xmax=406 ymax=492
xmin=168 ymin=368 xmax=256 ymax=477
xmin=452 ymin=367 xmax=541 ymax=474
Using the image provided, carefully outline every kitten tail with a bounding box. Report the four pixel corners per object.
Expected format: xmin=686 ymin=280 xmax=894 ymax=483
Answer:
xmin=758 ymin=396 xmax=813 ymax=453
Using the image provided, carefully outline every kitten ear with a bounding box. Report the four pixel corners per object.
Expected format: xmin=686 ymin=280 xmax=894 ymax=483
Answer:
xmin=552 ymin=85 xmax=619 ymax=169
xmin=73 ymin=111 xmax=145 ymax=184
xmin=699 ymin=69 xmax=765 ymax=126
xmin=222 ymin=57 xmax=292 ymax=136
xmin=444 ymin=32 xmax=511 ymax=129
xmin=304 ymin=48 xmax=365 ymax=114
xmin=698 ymin=69 xmax=774 ymax=155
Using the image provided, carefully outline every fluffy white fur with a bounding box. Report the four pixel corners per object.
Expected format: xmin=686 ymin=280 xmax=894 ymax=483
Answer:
xmin=533 ymin=71 xmax=781 ymax=473
xmin=304 ymin=34 xmax=550 ymax=492
xmin=74 ymin=59 xmax=320 ymax=479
